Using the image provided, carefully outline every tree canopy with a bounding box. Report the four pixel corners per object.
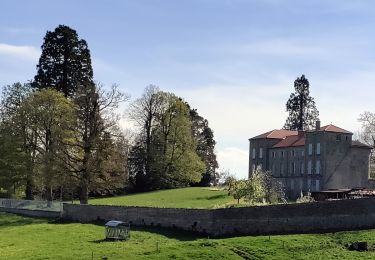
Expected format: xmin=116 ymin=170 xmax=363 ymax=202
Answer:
xmin=33 ymin=24 xmax=94 ymax=97
xmin=284 ymin=75 xmax=319 ymax=131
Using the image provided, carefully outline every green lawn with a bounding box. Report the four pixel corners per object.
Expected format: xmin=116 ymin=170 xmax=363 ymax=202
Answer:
xmin=89 ymin=187 xmax=238 ymax=208
xmin=2 ymin=212 xmax=375 ymax=259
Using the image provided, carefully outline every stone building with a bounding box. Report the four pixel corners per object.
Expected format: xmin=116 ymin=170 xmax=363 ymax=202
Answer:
xmin=248 ymin=122 xmax=372 ymax=199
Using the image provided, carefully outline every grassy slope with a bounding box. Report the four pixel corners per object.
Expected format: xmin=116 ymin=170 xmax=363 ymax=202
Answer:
xmin=89 ymin=187 xmax=238 ymax=208
xmin=2 ymin=212 xmax=375 ymax=259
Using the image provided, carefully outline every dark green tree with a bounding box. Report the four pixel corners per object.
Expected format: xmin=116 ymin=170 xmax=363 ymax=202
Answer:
xmin=284 ymin=75 xmax=319 ymax=131
xmin=33 ymin=25 xmax=94 ymax=97
xmin=188 ymin=107 xmax=218 ymax=186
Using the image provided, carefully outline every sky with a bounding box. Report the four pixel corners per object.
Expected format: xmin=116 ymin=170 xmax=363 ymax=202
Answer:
xmin=1 ymin=0 xmax=375 ymax=179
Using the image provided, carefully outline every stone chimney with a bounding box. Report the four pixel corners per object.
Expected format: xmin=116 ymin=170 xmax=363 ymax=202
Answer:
xmin=316 ymin=120 xmax=321 ymax=131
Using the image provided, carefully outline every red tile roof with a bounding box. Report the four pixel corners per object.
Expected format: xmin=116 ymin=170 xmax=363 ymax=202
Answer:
xmin=272 ymin=135 xmax=305 ymax=148
xmin=251 ymin=129 xmax=298 ymax=140
xmin=319 ymin=124 xmax=352 ymax=134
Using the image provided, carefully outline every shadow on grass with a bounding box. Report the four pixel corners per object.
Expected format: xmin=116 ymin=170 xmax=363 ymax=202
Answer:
xmin=0 ymin=213 xmax=47 ymax=228
xmin=54 ymin=218 xmax=204 ymax=242
xmin=196 ymin=194 xmax=227 ymax=200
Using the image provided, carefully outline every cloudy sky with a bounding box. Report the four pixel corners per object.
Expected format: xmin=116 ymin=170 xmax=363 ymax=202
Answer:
xmin=1 ymin=0 xmax=375 ymax=178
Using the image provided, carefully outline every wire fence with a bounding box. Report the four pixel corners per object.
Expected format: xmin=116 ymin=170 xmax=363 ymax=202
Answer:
xmin=0 ymin=198 xmax=63 ymax=212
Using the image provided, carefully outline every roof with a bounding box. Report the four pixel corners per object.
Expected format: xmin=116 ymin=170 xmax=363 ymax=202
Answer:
xmin=351 ymin=140 xmax=373 ymax=149
xmin=319 ymin=124 xmax=352 ymax=134
xmin=272 ymin=135 xmax=305 ymax=148
xmin=250 ymin=129 xmax=298 ymax=140
xmin=105 ymin=220 xmax=126 ymax=227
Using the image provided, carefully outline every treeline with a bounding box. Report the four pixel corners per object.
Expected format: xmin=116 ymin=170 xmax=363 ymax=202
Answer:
xmin=0 ymin=25 xmax=218 ymax=203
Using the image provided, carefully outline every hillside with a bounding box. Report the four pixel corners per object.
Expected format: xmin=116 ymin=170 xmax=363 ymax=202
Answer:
xmin=89 ymin=187 xmax=236 ymax=209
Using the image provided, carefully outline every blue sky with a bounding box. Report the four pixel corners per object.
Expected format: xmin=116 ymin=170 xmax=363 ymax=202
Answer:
xmin=1 ymin=0 xmax=375 ymax=178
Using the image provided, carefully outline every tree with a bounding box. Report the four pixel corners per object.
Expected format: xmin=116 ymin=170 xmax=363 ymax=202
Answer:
xmin=128 ymin=85 xmax=163 ymax=190
xmin=0 ymin=83 xmax=35 ymax=199
xmin=228 ymin=179 xmax=248 ymax=204
xmin=188 ymin=106 xmax=218 ymax=186
xmin=358 ymin=112 xmax=375 ymax=178
xmin=284 ymin=75 xmax=319 ymax=131
xmin=20 ymin=89 xmax=76 ymax=202
xmin=358 ymin=112 xmax=375 ymax=148
xmin=33 ymin=25 xmax=94 ymax=97
xmin=128 ymin=87 xmax=206 ymax=190
xmin=151 ymin=94 xmax=206 ymax=189
xmin=66 ymin=83 xmax=127 ymax=204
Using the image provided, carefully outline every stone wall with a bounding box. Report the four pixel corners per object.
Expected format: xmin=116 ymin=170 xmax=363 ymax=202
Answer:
xmin=63 ymin=198 xmax=375 ymax=237
xmin=0 ymin=207 xmax=61 ymax=219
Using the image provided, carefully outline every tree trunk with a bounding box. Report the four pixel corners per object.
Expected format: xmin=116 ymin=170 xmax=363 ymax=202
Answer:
xmin=25 ymin=178 xmax=34 ymax=200
xmin=79 ymin=179 xmax=89 ymax=204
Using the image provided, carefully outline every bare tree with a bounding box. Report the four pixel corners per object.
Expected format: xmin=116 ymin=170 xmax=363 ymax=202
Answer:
xmin=65 ymin=82 xmax=129 ymax=204
xmin=358 ymin=112 xmax=375 ymax=178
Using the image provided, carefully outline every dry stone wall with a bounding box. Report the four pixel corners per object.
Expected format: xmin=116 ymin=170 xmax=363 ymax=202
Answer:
xmin=63 ymin=198 xmax=375 ymax=237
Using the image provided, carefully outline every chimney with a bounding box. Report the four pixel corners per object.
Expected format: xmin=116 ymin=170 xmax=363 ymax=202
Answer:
xmin=316 ymin=120 xmax=321 ymax=131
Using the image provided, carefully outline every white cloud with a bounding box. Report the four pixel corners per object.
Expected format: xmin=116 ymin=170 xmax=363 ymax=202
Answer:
xmin=0 ymin=43 xmax=40 ymax=61
xmin=217 ymin=147 xmax=249 ymax=179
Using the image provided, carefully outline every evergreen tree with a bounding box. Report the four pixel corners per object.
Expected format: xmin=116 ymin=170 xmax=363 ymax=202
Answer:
xmin=33 ymin=25 xmax=94 ymax=97
xmin=188 ymin=107 xmax=218 ymax=186
xmin=284 ymin=75 xmax=319 ymax=131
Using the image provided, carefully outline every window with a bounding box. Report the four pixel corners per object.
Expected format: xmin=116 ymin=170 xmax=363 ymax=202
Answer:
xmin=316 ymin=180 xmax=320 ymax=191
xmin=252 ymin=164 xmax=256 ymax=173
xmin=292 ymin=162 xmax=296 ymax=175
xmin=336 ymin=134 xmax=341 ymax=141
xmin=281 ymin=151 xmax=284 ymax=158
xmin=308 ymin=160 xmax=312 ymax=174
xmin=307 ymin=179 xmax=311 ymax=190
xmin=252 ymin=148 xmax=256 ymax=159
xmin=292 ymin=150 xmax=295 ymax=157
xmin=316 ymin=143 xmax=321 ymax=155
xmin=272 ymin=151 xmax=276 ymax=158
xmin=316 ymin=160 xmax=320 ymax=174
xmin=291 ymin=179 xmax=294 ymax=190
xmin=346 ymin=136 xmax=349 ymax=141
xmin=301 ymin=162 xmax=305 ymax=174
xmin=259 ymin=148 xmax=263 ymax=159
xmin=308 ymin=144 xmax=313 ymax=155
xmin=301 ymin=150 xmax=305 ymax=157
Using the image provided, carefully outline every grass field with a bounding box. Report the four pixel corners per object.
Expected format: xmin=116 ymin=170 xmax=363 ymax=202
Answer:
xmin=88 ymin=187 xmax=239 ymax=208
xmin=2 ymin=212 xmax=375 ymax=259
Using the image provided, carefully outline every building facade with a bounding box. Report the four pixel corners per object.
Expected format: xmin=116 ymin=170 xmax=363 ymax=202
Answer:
xmin=249 ymin=122 xmax=372 ymax=199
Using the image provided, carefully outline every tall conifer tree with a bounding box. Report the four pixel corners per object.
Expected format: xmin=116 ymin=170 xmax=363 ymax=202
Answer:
xmin=284 ymin=75 xmax=319 ymax=131
xmin=33 ymin=25 xmax=94 ymax=97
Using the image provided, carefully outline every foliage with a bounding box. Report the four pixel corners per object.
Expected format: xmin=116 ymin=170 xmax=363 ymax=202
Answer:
xmin=228 ymin=179 xmax=249 ymax=204
xmin=284 ymin=75 xmax=319 ymax=131
xmin=0 ymin=83 xmax=33 ymax=198
xmin=20 ymin=89 xmax=76 ymax=201
xmin=128 ymin=87 xmax=206 ymax=191
xmin=33 ymin=25 xmax=94 ymax=97
xmin=188 ymin=104 xmax=219 ymax=186
xmin=2 ymin=212 xmax=375 ymax=259
xmin=228 ymin=168 xmax=285 ymax=205
xmin=296 ymin=191 xmax=315 ymax=203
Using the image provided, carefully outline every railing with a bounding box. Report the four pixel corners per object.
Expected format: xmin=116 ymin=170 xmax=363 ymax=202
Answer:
xmin=0 ymin=198 xmax=62 ymax=212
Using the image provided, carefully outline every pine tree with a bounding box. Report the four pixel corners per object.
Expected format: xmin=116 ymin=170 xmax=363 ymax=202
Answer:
xmin=284 ymin=75 xmax=319 ymax=131
xmin=33 ymin=25 xmax=94 ymax=97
